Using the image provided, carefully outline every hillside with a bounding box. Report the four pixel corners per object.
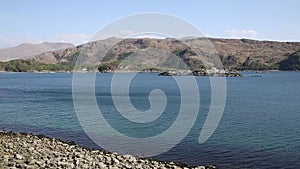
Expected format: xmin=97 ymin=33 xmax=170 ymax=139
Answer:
xmin=209 ymin=38 xmax=300 ymax=70
xmin=278 ymin=51 xmax=300 ymax=70
xmin=0 ymin=42 xmax=75 ymax=61
xmin=31 ymin=38 xmax=300 ymax=71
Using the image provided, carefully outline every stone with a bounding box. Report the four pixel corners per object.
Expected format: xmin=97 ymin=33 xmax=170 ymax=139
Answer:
xmin=15 ymin=154 xmax=23 ymax=160
xmin=7 ymin=143 xmax=13 ymax=149
xmin=82 ymin=163 xmax=89 ymax=168
xmin=136 ymin=164 xmax=143 ymax=169
xmin=106 ymin=156 xmax=112 ymax=163
xmin=3 ymin=155 xmax=10 ymax=159
xmin=98 ymin=162 xmax=107 ymax=168
xmin=109 ymin=166 xmax=119 ymax=169
xmin=123 ymin=154 xmax=136 ymax=163
xmin=112 ymin=158 xmax=119 ymax=165
xmin=194 ymin=166 xmax=206 ymax=169
xmin=27 ymin=165 xmax=36 ymax=169
xmin=28 ymin=159 xmax=36 ymax=165
xmin=75 ymin=152 xmax=84 ymax=158
xmin=28 ymin=147 xmax=35 ymax=152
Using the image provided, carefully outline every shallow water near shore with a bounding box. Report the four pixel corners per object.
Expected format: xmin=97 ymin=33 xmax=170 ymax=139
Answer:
xmin=0 ymin=72 xmax=300 ymax=168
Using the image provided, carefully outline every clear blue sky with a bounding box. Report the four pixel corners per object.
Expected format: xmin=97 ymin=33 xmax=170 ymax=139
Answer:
xmin=1 ymin=0 xmax=300 ymax=47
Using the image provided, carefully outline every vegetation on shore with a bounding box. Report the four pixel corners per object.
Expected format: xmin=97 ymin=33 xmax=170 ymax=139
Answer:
xmin=278 ymin=51 xmax=300 ymax=71
xmin=0 ymin=59 xmax=74 ymax=72
xmin=1 ymin=51 xmax=300 ymax=73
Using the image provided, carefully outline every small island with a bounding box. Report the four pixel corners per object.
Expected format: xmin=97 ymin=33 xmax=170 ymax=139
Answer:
xmin=158 ymin=68 xmax=242 ymax=77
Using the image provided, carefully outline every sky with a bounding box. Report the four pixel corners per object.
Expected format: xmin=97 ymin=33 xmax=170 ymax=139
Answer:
xmin=1 ymin=0 xmax=300 ymax=48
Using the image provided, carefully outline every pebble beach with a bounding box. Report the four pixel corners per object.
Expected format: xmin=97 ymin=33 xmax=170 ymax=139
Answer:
xmin=0 ymin=131 xmax=215 ymax=169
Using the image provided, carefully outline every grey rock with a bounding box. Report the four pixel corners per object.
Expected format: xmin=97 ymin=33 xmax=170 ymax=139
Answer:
xmin=82 ymin=163 xmax=89 ymax=168
xmin=28 ymin=147 xmax=35 ymax=152
xmin=123 ymin=154 xmax=136 ymax=163
xmin=112 ymin=158 xmax=119 ymax=165
xmin=98 ymin=162 xmax=107 ymax=168
xmin=28 ymin=159 xmax=36 ymax=165
xmin=106 ymin=156 xmax=112 ymax=163
xmin=193 ymin=166 xmax=206 ymax=169
xmin=109 ymin=166 xmax=119 ymax=169
xmin=15 ymin=154 xmax=23 ymax=160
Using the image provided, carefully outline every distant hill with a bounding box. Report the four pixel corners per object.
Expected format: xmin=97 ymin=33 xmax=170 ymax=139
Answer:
xmin=0 ymin=42 xmax=75 ymax=61
xmin=32 ymin=38 xmax=300 ymax=71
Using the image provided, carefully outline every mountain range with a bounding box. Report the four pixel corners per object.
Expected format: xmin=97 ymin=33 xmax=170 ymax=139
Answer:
xmin=33 ymin=37 xmax=300 ymax=71
xmin=1 ymin=37 xmax=300 ymax=71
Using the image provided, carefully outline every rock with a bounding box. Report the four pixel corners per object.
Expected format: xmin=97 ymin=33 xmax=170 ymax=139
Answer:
xmin=152 ymin=161 xmax=159 ymax=167
xmin=98 ymin=162 xmax=107 ymax=168
xmin=57 ymin=161 xmax=69 ymax=167
xmin=35 ymin=160 xmax=45 ymax=167
xmin=82 ymin=163 xmax=89 ymax=168
xmin=207 ymin=166 xmax=217 ymax=169
xmin=28 ymin=159 xmax=36 ymax=165
xmin=75 ymin=152 xmax=84 ymax=158
xmin=3 ymin=155 xmax=10 ymax=159
xmin=28 ymin=147 xmax=35 ymax=152
xmin=7 ymin=143 xmax=13 ymax=148
xmin=112 ymin=158 xmax=119 ymax=165
xmin=15 ymin=154 xmax=23 ymax=160
xmin=123 ymin=154 xmax=136 ymax=163
xmin=27 ymin=165 xmax=36 ymax=169
xmin=109 ymin=166 xmax=119 ymax=169
xmin=194 ymin=166 xmax=206 ymax=169
xmin=136 ymin=164 xmax=143 ymax=169
xmin=106 ymin=156 xmax=112 ymax=163
xmin=75 ymin=159 xmax=80 ymax=166
xmin=3 ymin=155 xmax=9 ymax=164
xmin=124 ymin=163 xmax=132 ymax=169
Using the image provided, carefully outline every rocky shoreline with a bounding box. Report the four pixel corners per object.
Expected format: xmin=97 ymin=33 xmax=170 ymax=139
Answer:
xmin=0 ymin=131 xmax=216 ymax=169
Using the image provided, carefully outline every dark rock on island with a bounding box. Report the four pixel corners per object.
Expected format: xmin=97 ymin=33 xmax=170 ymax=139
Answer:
xmin=159 ymin=69 xmax=242 ymax=77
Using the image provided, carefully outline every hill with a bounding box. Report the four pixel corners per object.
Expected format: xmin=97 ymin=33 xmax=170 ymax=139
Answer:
xmin=0 ymin=42 xmax=75 ymax=61
xmin=32 ymin=38 xmax=300 ymax=71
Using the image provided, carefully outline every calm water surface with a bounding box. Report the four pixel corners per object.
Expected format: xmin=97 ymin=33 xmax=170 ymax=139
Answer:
xmin=0 ymin=72 xmax=299 ymax=168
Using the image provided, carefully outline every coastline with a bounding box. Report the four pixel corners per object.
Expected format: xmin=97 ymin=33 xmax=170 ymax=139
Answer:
xmin=0 ymin=69 xmax=291 ymax=74
xmin=0 ymin=131 xmax=215 ymax=169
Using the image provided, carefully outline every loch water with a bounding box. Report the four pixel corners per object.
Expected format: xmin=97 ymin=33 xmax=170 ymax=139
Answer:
xmin=0 ymin=72 xmax=299 ymax=168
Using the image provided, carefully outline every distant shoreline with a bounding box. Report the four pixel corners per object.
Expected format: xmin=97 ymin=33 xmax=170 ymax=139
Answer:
xmin=0 ymin=69 xmax=294 ymax=75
